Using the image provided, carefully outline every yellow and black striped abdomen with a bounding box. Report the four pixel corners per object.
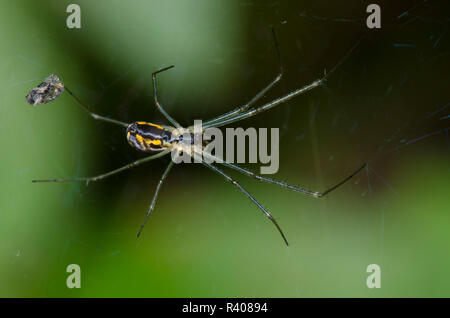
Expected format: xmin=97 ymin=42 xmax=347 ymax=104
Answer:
xmin=126 ymin=121 xmax=172 ymax=152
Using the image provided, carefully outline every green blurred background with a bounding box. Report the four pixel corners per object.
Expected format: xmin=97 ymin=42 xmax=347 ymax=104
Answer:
xmin=0 ymin=0 xmax=449 ymax=297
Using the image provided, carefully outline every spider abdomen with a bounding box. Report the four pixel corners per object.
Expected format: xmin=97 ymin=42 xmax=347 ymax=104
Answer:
xmin=126 ymin=121 xmax=172 ymax=152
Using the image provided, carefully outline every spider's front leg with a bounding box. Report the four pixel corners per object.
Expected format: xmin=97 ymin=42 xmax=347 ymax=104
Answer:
xmin=203 ymin=27 xmax=284 ymax=128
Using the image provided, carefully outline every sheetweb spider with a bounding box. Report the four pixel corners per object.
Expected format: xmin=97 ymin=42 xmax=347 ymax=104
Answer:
xmin=30 ymin=29 xmax=365 ymax=246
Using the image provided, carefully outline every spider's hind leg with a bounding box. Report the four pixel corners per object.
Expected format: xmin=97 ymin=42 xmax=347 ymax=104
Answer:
xmin=32 ymin=150 xmax=170 ymax=184
xmin=152 ymin=65 xmax=181 ymax=128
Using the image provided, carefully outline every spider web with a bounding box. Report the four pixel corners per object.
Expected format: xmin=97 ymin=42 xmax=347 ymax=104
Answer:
xmin=1 ymin=0 xmax=449 ymax=297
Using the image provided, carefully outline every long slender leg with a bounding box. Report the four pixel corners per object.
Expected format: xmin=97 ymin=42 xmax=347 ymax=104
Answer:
xmin=64 ymin=87 xmax=129 ymax=128
xmin=32 ymin=149 xmax=170 ymax=184
xmin=152 ymin=65 xmax=181 ymax=128
xmin=202 ymin=160 xmax=289 ymax=246
xmin=136 ymin=161 xmax=174 ymax=237
xmin=205 ymin=40 xmax=361 ymax=129
xmin=206 ymin=79 xmax=322 ymax=129
xmin=203 ymin=28 xmax=283 ymax=127
xmin=203 ymin=151 xmax=366 ymax=198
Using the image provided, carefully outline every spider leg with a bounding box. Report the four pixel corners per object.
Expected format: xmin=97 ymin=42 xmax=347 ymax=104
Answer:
xmin=152 ymin=65 xmax=181 ymax=128
xmin=206 ymin=79 xmax=322 ymax=128
xmin=202 ymin=152 xmax=366 ymax=198
xmin=207 ymin=40 xmax=361 ymax=129
xmin=137 ymin=161 xmax=174 ymax=237
xmin=202 ymin=160 xmax=289 ymax=246
xmin=64 ymin=87 xmax=129 ymax=127
xmin=32 ymin=150 xmax=170 ymax=184
xmin=203 ymin=27 xmax=283 ymax=127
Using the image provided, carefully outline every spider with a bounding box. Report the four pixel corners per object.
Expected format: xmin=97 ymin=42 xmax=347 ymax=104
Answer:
xmin=30 ymin=29 xmax=365 ymax=246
